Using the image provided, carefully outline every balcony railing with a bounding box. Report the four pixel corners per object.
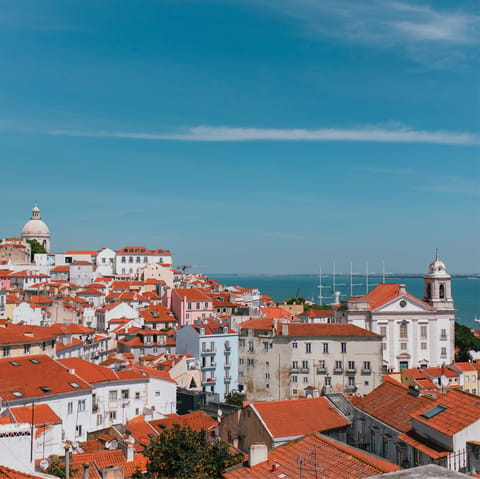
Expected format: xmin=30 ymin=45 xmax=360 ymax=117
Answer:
xmin=316 ymin=367 xmax=327 ymax=375
xmin=290 ymin=367 xmax=300 ymax=374
xmin=346 ymin=368 xmax=357 ymax=375
xmin=333 ymin=367 xmax=343 ymax=375
xmin=300 ymin=368 xmax=309 ymax=374
xmin=201 ymin=348 xmax=216 ymax=355
xmin=344 ymin=385 xmax=357 ymax=393
xmin=361 ymin=368 xmax=371 ymax=375
xmin=201 ymin=377 xmax=216 ymax=386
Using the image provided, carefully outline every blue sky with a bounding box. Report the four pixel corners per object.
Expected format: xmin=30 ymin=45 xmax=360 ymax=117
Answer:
xmin=1 ymin=0 xmax=479 ymax=274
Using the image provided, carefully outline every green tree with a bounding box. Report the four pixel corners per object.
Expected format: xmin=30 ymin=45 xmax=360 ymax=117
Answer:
xmin=224 ymin=392 xmax=245 ymax=407
xmin=455 ymin=322 xmax=480 ymax=362
xmin=140 ymin=423 xmax=243 ymax=478
xmin=42 ymin=456 xmax=78 ymax=479
xmin=283 ymin=297 xmax=306 ymax=305
xmin=26 ymin=239 xmax=47 ymax=261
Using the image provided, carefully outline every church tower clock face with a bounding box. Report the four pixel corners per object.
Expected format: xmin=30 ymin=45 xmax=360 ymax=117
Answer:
xmin=399 ymin=300 xmax=407 ymax=308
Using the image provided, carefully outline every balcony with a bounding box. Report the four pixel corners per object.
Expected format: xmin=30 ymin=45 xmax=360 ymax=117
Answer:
xmin=361 ymin=368 xmax=372 ymax=375
xmin=316 ymin=367 xmax=327 ymax=375
xmin=344 ymin=385 xmax=357 ymax=393
xmin=202 ymin=363 xmax=216 ymax=371
xmin=300 ymin=368 xmax=309 ymax=374
xmin=290 ymin=367 xmax=300 ymax=374
xmin=201 ymin=377 xmax=216 ymax=386
xmin=224 ymin=376 xmax=231 ymax=383
xmin=333 ymin=367 xmax=343 ymax=375
xmin=346 ymin=368 xmax=357 ymax=375
xmin=201 ymin=348 xmax=216 ymax=356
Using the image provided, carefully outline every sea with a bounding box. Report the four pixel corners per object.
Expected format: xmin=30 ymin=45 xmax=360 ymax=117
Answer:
xmin=210 ymin=274 xmax=480 ymax=330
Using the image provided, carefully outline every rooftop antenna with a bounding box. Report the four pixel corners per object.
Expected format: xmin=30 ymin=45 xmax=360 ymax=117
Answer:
xmin=332 ymin=260 xmax=345 ymax=304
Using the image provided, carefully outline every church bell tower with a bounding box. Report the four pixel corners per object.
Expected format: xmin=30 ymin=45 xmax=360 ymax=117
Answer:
xmin=424 ymin=251 xmax=454 ymax=311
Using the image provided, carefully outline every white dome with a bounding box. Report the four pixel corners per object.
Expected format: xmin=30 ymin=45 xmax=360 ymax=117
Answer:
xmin=428 ymin=256 xmax=449 ymax=278
xmin=21 ymin=219 xmax=50 ymax=236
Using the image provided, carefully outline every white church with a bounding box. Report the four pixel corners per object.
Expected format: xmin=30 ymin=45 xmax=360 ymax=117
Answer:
xmin=336 ymin=255 xmax=455 ymax=372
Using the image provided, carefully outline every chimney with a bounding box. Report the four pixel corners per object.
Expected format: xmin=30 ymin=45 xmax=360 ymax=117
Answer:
xmin=399 ymin=284 xmax=406 ymax=294
xmin=125 ymin=443 xmax=134 ymax=462
xmin=83 ymin=463 xmax=89 ymax=479
xmin=248 ymin=443 xmax=268 ymax=467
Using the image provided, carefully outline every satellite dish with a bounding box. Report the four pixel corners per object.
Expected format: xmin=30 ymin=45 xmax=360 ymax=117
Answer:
xmin=217 ymin=408 xmax=223 ymax=418
xmin=39 ymin=459 xmax=49 ymax=470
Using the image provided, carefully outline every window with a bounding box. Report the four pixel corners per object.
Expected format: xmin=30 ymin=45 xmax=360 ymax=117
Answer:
xmin=78 ymin=400 xmax=86 ymax=412
xmin=440 ymin=329 xmax=447 ymax=341
xmin=323 ymin=343 xmax=329 ymax=353
xmin=325 ymin=377 xmax=331 ymax=386
xmin=421 ymin=342 xmax=427 ymax=350
xmin=109 ymin=411 xmax=117 ymax=420
xmin=421 ymin=404 xmax=447 ymax=419
xmin=292 ymin=388 xmax=298 ymax=395
xmin=318 ymin=360 xmax=326 ymax=368
xmin=441 ymin=347 xmax=447 ymax=358
xmin=239 ymin=358 xmax=244 ymax=365
xmin=196 ymin=302 xmax=200 ymax=310
xmin=265 ymin=373 xmax=271 ymax=379
xmin=13 ymin=391 xmax=23 ymax=398
xmin=348 ymin=376 xmax=355 ymax=386
xmin=400 ymin=343 xmax=407 ymax=350
xmin=302 ymin=360 xmax=308 ymax=369
xmin=155 ymin=391 xmax=161 ymax=396
xmin=363 ymin=361 xmax=371 ymax=371
xmin=24 ymin=344 xmax=30 ymax=354
xmin=292 ymin=360 xmax=298 ymax=369
xmin=247 ymin=359 xmax=255 ymax=366
xmin=97 ymin=414 xmax=103 ymax=426
xmin=121 ymin=389 xmax=129 ymax=399
xmin=420 ymin=325 xmax=427 ymax=339
xmin=42 ymin=342 xmax=46 ymax=351
xmin=466 ymin=376 xmax=470 ymax=383
xmin=292 ymin=375 xmax=298 ymax=383
xmin=135 ymin=392 xmax=140 ymax=400
xmin=335 ymin=360 xmax=342 ymax=369
xmin=292 ymin=341 xmax=298 ymax=349
xmin=383 ymin=438 xmax=389 ymax=457
xmin=400 ymin=322 xmax=408 ymax=339
xmin=76 ymin=425 xmax=82 ymax=437
xmin=305 ymin=343 xmax=311 ymax=353
xmin=380 ymin=326 xmax=387 ymax=338
xmin=109 ymin=390 xmax=118 ymax=401
xmin=303 ymin=376 xmax=309 ymax=383
xmin=67 ymin=402 xmax=73 ymax=414
xmin=69 ymin=382 xmax=81 ymax=389
xmin=3 ymin=347 xmax=10 ymax=357
xmin=348 ymin=361 xmax=355 ymax=370
xmin=248 ymin=341 xmax=254 ymax=352
xmin=266 ymin=383 xmax=270 ymax=389
xmin=439 ymin=284 xmax=445 ymax=299
xmin=187 ymin=302 xmax=192 ymax=310
xmin=341 ymin=342 xmax=347 ymax=353
xmin=121 ymin=256 xmax=126 ymax=263
xmin=239 ymin=339 xmax=245 ymax=348
xmin=204 ymin=302 xmax=209 ymax=309
xmin=263 ymin=342 xmax=269 ymax=352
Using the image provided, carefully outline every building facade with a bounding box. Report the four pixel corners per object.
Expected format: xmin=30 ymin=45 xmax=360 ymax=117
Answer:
xmin=239 ymin=320 xmax=383 ymax=401
xmin=336 ymin=255 xmax=455 ymax=371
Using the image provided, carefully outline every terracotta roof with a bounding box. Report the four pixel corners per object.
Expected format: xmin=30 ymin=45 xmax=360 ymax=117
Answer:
xmin=453 ymin=362 xmax=476 ymax=372
xmin=0 ymin=465 xmax=48 ymax=479
xmin=300 ymin=308 xmax=334 ymax=318
xmin=0 ymin=323 xmax=55 ymax=344
xmin=0 ymin=355 xmax=92 ymax=401
xmin=352 ymin=283 xmax=431 ymax=310
xmin=149 ymin=411 xmax=217 ymax=432
xmin=172 ymin=287 xmax=213 ymax=302
xmin=410 ymin=389 xmax=480 ymax=436
xmin=278 ymin=323 xmax=382 ymax=338
xmin=240 ymin=318 xmax=274 ymax=331
xmin=350 ymin=377 xmax=435 ymax=433
xmin=397 ymin=430 xmax=450 ymax=460
xmin=224 ymin=433 xmax=399 ymax=479
xmin=190 ymin=318 xmax=235 ymax=335
xmin=58 ymin=358 xmax=146 ymax=384
xmin=251 ymin=397 xmax=349 ymax=439
xmin=260 ymin=307 xmax=292 ymax=319
xmin=51 ymin=266 xmax=70 ymax=272
xmin=10 ymin=403 xmax=61 ymax=425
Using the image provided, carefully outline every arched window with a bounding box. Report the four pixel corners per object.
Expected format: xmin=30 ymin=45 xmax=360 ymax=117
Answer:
xmin=426 ymin=283 xmax=431 ymax=299
xmin=439 ymin=284 xmax=445 ymax=299
xmin=400 ymin=321 xmax=408 ymax=339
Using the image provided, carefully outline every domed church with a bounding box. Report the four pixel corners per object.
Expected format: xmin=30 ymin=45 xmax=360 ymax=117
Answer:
xmin=21 ymin=204 xmax=51 ymax=253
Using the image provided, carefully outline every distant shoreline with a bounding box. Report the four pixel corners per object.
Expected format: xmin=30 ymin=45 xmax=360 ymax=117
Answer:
xmin=211 ymin=273 xmax=480 ymax=278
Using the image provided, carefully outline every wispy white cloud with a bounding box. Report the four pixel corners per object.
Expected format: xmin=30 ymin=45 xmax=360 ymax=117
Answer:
xmin=253 ymin=0 xmax=480 ymax=67
xmin=48 ymin=124 xmax=479 ymax=145
xmin=413 ymin=177 xmax=480 ymax=196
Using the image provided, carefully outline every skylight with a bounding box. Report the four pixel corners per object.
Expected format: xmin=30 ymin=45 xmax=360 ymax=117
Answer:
xmin=29 ymin=359 xmax=40 ymax=364
xmin=39 ymin=386 xmax=51 ymax=393
xmin=12 ymin=391 xmax=23 ymax=398
xmin=69 ymin=382 xmax=81 ymax=389
xmin=9 ymin=361 xmax=20 ymax=366
xmin=421 ymin=404 xmax=447 ymax=419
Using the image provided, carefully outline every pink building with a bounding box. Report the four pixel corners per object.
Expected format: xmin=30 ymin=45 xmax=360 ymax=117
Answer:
xmin=171 ymin=288 xmax=214 ymax=326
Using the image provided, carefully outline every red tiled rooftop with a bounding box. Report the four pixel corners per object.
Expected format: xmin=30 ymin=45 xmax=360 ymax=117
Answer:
xmin=251 ymin=397 xmax=349 ymax=438
xmin=150 ymin=410 xmax=217 ymax=433
xmin=224 ymin=433 xmax=399 ymax=479
xmin=410 ymin=389 xmax=480 ymax=436
xmin=172 ymin=287 xmax=212 ymax=302
xmin=240 ymin=318 xmax=273 ymax=331
xmin=278 ymin=322 xmax=382 ymax=338
xmin=350 ymin=378 xmax=435 ymax=433
xmin=11 ymin=403 xmax=61 ymax=425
